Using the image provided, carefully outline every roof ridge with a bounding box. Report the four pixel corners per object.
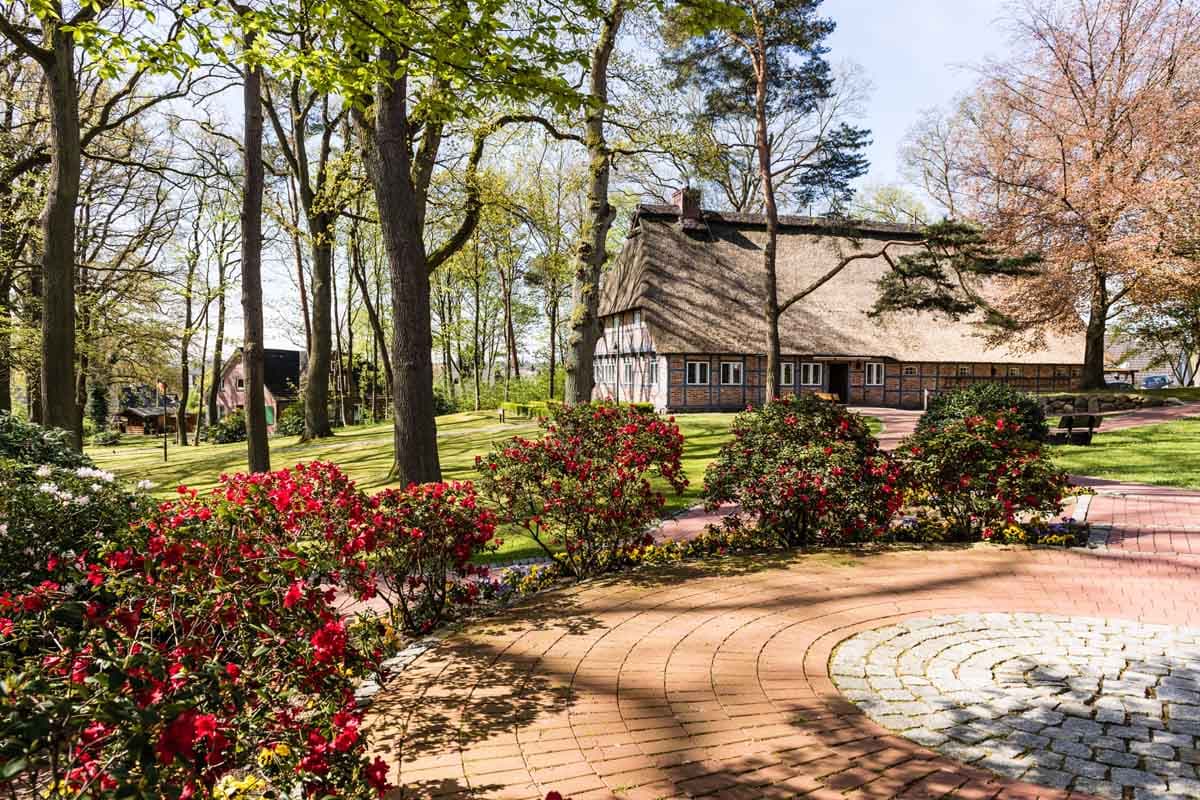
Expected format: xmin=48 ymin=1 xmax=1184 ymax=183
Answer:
xmin=636 ymin=203 xmax=924 ymax=237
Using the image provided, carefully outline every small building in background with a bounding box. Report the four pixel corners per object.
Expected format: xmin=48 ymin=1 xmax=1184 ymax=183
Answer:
xmin=114 ymin=406 xmax=197 ymax=435
xmin=594 ymin=190 xmax=1085 ymax=411
xmin=215 ymin=348 xmax=304 ymax=433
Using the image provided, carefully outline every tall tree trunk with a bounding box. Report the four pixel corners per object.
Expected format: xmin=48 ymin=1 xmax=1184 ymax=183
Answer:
xmin=240 ymin=44 xmax=270 ymax=473
xmin=304 ymin=222 xmax=334 ymax=438
xmin=472 ymin=252 xmax=481 ymax=411
xmin=345 ymin=252 xmax=355 ymax=423
xmin=25 ymin=269 xmax=41 ymax=424
xmin=349 ymin=231 xmax=392 ymax=401
xmin=41 ymin=30 xmax=80 ymax=445
xmin=356 ymin=56 xmax=440 ymax=484
xmin=563 ymin=0 xmax=624 ymax=405
xmin=1081 ymin=277 xmax=1108 ymax=390
xmin=548 ymin=294 xmax=558 ymax=400
xmin=194 ymin=311 xmax=208 ymax=446
xmin=177 ymin=267 xmax=194 ymax=446
xmin=753 ymin=32 xmax=781 ymax=403
xmin=0 ymin=270 xmax=12 ymax=415
xmin=207 ymin=264 xmax=226 ymax=426
xmin=331 ymin=251 xmax=345 ymax=426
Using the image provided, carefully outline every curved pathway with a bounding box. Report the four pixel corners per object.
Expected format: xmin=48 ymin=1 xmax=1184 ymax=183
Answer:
xmin=365 ymin=548 xmax=1200 ymax=800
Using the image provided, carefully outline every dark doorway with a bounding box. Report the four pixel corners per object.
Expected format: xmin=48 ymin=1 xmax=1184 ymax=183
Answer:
xmin=828 ymin=363 xmax=849 ymax=402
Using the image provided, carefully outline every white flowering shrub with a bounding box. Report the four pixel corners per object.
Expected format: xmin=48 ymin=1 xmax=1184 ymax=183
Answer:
xmin=0 ymin=413 xmax=92 ymax=468
xmin=0 ymin=459 xmax=153 ymax=586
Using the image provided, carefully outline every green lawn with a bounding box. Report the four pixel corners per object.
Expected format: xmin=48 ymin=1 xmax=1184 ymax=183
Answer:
xmin=1051 ymin=418 xmax=1200 ymax=489
xmin=89 ymin=411 xmax=745 ymax=562
xmin=88 ymin=409 xmax=885 ymax=563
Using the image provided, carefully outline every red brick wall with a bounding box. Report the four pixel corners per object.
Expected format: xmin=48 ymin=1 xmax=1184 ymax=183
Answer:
xmin=665 ymin=356 xmax=1082 ymax=411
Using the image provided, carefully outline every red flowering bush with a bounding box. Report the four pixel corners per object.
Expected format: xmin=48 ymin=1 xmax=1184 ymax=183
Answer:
xmin=333 ymin=480 xmax=497 ymax=634
xmin=899 ymin=411 xmax=1068 ymax=540
xmin=475 ymin=401 xmax=687 ymax=578
xmin=703 ymin=396 xmax=902 ymax=548
xmin=0 ymin=462 xmax=390 ymax=799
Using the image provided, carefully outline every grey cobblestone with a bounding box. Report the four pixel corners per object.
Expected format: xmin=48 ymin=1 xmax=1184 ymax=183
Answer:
xmin=831 ymin=613 xmax=1200 ymax=800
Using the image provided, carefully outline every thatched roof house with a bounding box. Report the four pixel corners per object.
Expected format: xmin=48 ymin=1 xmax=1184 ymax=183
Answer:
xmin=593 ymin=191 xmax=1085 ymax=410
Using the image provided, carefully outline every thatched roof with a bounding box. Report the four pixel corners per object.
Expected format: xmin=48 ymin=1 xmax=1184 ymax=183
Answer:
xmin=599 ymin=205 xmax=1085 ymax=364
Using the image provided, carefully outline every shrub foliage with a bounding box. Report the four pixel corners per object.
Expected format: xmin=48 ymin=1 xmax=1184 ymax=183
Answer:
xmin=900 ymin=411 xmax=1067 ymax=540
xmin=703 ymin=396 xmax=903 ymax=547
xmin=476 ymin=401 xmax=687 ymax=577
xmin=917 ymin=382 xmax=1048 ymax=441
xmin=207 ymin=410 xmax=247 ymax=444
xmin=0 ymin=413 xmax=92 ymax=468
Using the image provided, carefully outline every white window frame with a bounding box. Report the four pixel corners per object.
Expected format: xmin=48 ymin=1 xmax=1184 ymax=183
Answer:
xmin=623 ymin=359 xmax=634 ymax=385
xmin=799 ymin=362 xmax=822 ymax=386
xmin=902 ymin=365 xmax=918 ymax=377
xmin=865 ymin=362 xmax=884 ymax=386
xmin=1008 ymin=366 xmax=1022 ymax=378
xmin=605 ymin=317 xmax=618 ymax=339
xmin=720 ymin=361 xmax=743 ymax=386
xmin=236 ymin=377 xmax=245 ymax=390
xmin=632 ymin=309 xmax=642 ymax=325
xmin=686 ymin=360 xmax=710 ymax=386
xmin=780 ymin=361 xmax=795 ymax=386
xmin=647 ymin=357 xmax=659 ymax=386
xmin=958 ymin=365 xmax=972 ymax=377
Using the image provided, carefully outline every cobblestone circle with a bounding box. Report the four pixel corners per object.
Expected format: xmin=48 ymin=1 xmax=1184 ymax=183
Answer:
xmin=831 ymin=613 xmax=1200 ymax=799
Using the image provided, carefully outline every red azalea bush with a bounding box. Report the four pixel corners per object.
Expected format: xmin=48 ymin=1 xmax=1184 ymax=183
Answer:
xmin=0 ymin=462 xmax=390 ymax=799
xmin=703 ymin=396 xmax=903 ymax=548
xmin=899 ymin=411 xmax=1068 ymax=540
xmin=475 ymin=401 xmax=687 ymax=578
xmin=333 ymin=480 xmax=497 ymax=634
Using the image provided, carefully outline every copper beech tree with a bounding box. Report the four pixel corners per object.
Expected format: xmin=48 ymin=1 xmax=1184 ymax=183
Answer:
xmin=906 ymin=0 xmax=1200 ymax=389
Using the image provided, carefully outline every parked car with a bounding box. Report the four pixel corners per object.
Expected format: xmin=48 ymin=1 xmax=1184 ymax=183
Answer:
xmin=1140 ymin=375 xmax=1171 ymax=390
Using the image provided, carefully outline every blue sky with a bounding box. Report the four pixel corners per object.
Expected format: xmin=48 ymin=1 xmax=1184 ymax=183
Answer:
xmin=825 ymin=0 xmax=1009 ymax=188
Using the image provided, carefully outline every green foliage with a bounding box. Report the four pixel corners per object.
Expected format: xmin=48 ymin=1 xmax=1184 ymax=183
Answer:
xmin=207 ymin=410 xmax=247 ymax=444
xmin=0 ymin=413 xmax=93 ymax=468
xmin=274 ymin=402 xmax=305 ymax=437
xmin=91 ymin=430 xmax=121 ymax=446
xmin=87 ymin=384 xmax=109 ymax=432
xmin=433 ymin=386 xmax=458 ymax=416
xmin=663 ymin=0 xmax=869 ymax=209
xmin=477 ymin=402 xmax=688 ymax=578
xmin=918 ymin=383 xmax=1049 ymax=441
xmin=900 ymin=411 xmax=1068 ymax=541
xmin=0 ymin=460 xmax=152 ymax=588
xmin=703 ymin=396 xmax=901 ymax=548
xmin=871 ymin=221 xmax=1040 ymax=321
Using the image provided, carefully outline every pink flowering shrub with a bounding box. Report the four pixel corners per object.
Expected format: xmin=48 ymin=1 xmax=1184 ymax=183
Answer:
xmin=333 ymin=480 xmax=497 ymax=633
xmin=475 ymin=401 xmax=687 ymax=578
xmin=0 ymin=462 xmax=397 ymax=799
xmin=899 ymin=411 xmax=1068 ymax=540
xmin=703 ymin=396 xmax=903 ymax=547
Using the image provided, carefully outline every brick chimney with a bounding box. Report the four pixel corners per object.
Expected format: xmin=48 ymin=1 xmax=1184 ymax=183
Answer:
xmin=671 ymin=185 xmax=702 ymax=225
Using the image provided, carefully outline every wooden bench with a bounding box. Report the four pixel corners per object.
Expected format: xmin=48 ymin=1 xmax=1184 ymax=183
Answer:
xmin=814 ymin=392 xmax=841 ymax=404
xmin=1050 ymin=413 xmax=1103 ymax=445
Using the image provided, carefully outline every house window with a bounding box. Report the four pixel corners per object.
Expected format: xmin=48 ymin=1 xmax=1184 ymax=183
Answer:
xmin=623 ymin=359 xmax=633 ymax=385
xmin=605 ymin=317 xmax=618 ymax=339
xmin=607 ymin=360 xmax=617 ymax=384
xmin=1055 ymin=366 xmax=1069 ymax=377
xmin=1072 ymin=367 xmax=1082 ymax=378
xmin=800 ymin=362 xmax=822 ymax=386
xmin=1008 ymin=366 xmax=1022 ymax=377
xmin=865 ymin=362 xmax=884 ymax=386
xmin=720 ymin=361 xmax=743 ymax=385
xmin=686 ymin=361 xmax=710 ymax=385
xmin=958 ymin=365 xmax=972 ymax=377
xmin=780 ymin=361 xmax=795 ymax=386
xmin=236 ymin=377 xmax=245 ymax=390
xmin=633 ymin=309 xmax=642 ymax=325
xmin=902 ymin=365 xmax=918 ymax=377
xmin=647 ymin=357 xmax=659 ymax=386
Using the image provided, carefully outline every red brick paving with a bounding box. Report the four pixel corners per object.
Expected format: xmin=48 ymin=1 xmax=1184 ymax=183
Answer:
xmin=364 ymin=547 xmax=1200 ymax=799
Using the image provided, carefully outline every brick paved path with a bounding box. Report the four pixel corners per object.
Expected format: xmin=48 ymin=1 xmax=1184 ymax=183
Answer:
xmin=365 ymin=548 xmax=1200 ymax=800
xmin=1071 ymin=479 xmax=1200 ymax=555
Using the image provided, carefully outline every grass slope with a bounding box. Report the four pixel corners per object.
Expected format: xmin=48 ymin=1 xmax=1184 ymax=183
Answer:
xmin=1052 ymin=418 xmax=1200 ymax=489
